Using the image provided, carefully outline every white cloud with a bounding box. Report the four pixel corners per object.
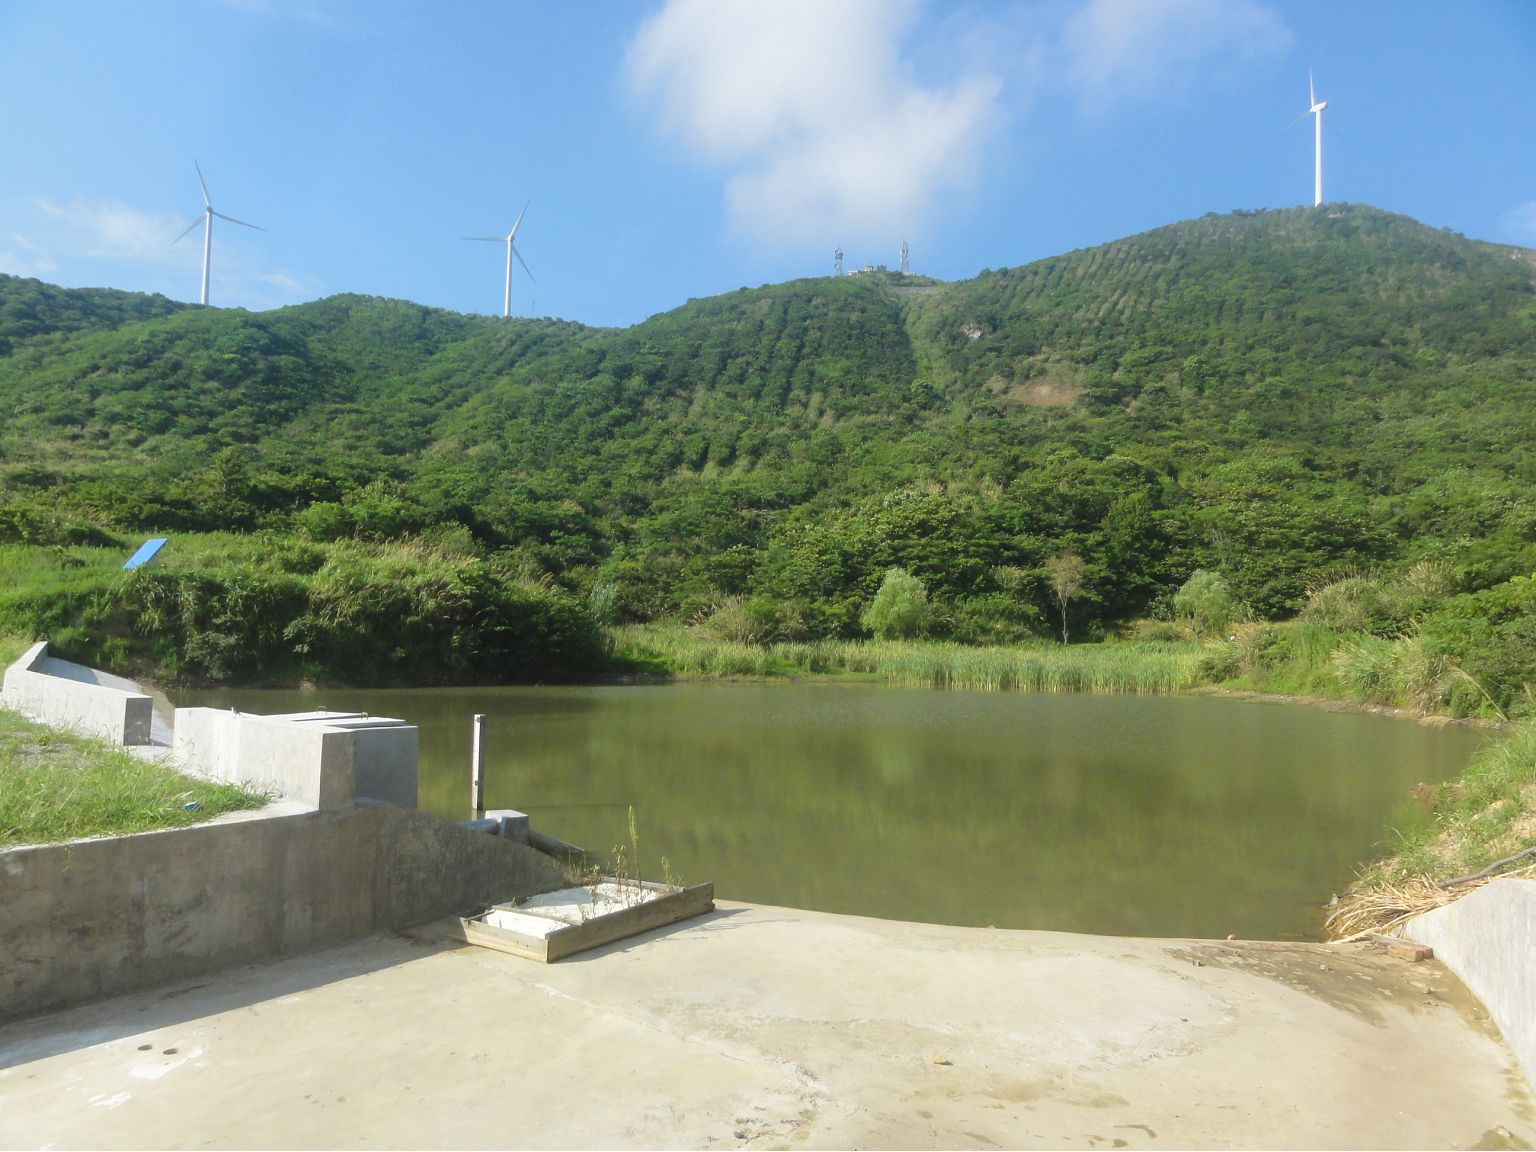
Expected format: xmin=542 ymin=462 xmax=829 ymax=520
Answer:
xmin=255 ymin=269 xmax=328 ymax=302
xmin=626 ymin=0 xmax=1000 ymax=248
xmin=35 ymin=197 xmax=198 ymax=262
xmin=258 ymin=271 xmax=305 ymax=292
xmin=1061 ymin=0 xmax=1292 ymax=112
xmin=1507 ymin=201 xmax=1536 ymax=241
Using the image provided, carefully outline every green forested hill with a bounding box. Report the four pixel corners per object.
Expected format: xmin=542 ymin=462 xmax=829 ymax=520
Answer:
xmin=3 ymin=204 xmax=1534 ymax=655
xmin=0 ymin=278 xmax=187 ymax=355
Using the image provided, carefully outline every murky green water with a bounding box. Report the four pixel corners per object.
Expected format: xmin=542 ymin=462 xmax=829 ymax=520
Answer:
xmin=175 ymin=682 xmax=1485 ymax=940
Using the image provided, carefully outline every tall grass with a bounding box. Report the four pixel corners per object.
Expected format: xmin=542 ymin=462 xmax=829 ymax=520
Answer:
xmin=610 ymin=624 xmax=1205 ymax=694
xmin=0 ymin=632 xmax=33 ymax=668
xmin=0 ymin=543 xmax=125 ymax=595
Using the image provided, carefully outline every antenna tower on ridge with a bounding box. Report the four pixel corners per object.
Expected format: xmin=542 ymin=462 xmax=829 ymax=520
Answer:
xmin=900 ymin=241 xmax=910 ymax=275
xmin=834 ymin=247 xmax=843 ymax=277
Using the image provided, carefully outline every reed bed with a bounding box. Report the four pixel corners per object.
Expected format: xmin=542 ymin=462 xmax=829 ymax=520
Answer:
xmin=610 ymin=625 xmax=1205 ymax=695
xmin=822 ymin=638 xmax=1204 ymax=693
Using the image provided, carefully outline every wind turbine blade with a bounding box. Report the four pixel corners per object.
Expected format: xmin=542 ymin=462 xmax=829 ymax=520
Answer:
xmin=1284 ymin=108 xmax=1309 ymax=131
xmin=212 ymin=210 xmax=265 ymax=232
xmin=194 ymin=159 xmax=212 ymax=208
xmin=512 ymin=244 xmax=535 ymax=283
xmin=1309 ymin=70 xmax=1315 ymax=108
xmin=508 ymin=200 xmax=530 ymax=240
xmin=464 ymin=236 xmax=504 ymax=242
xmin=171 ymin=215 xmax=204 ymax=246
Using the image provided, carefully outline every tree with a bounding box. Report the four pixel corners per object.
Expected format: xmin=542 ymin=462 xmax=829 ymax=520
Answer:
xmin=1045 ymin=549 xmax=1086 ymax=644
xmin=1173 ymin=570 xmax=1242 ymax=639
xmin=862 ymin=567 xmax=932 ymax=639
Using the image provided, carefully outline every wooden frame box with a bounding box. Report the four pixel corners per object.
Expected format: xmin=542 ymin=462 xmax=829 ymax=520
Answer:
xmin=458 ymin=879 xmax=715 ymax=962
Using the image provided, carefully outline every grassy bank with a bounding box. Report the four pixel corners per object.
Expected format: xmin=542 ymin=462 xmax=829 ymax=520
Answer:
xmin=610 ymin=624 xmax=1205 ymax=694
xmin=1197 ymin=622 xmax=1516 ymax=721
xmin=1327 ymin=717 xmax=1536 ymax=937
xmin=0 ymin=705 xmax=266 ymax=848
xmin=0 ymin=631 xmax=30 ymax=669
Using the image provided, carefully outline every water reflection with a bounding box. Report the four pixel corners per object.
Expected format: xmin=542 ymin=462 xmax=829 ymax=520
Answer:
xmin=176 ymin=682 xmax=1484 ymax=940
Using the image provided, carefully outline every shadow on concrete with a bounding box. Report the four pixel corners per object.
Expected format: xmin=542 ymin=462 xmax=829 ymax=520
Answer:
xmin=0 ymin=931 xmax=462 ymax=1070
xmin=0 ymin=909 xmax=794 ymax=1068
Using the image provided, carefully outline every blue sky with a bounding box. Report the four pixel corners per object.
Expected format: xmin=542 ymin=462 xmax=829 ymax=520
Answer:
xmin=3 ymin=0 xmax=1533 ymax=329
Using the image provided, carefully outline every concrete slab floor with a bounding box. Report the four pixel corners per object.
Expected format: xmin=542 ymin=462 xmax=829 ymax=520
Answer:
xmin=1 ymin=902 xmax=1532 ymax=1150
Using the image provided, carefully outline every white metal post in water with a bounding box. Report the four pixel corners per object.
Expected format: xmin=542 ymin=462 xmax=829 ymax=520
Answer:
xmin=471 ymin=713 xmax=486 ymax=814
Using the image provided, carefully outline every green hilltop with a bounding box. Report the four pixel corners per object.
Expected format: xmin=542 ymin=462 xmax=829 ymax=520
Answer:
xmin=2 ymin=204 xmax=1534 ymax=694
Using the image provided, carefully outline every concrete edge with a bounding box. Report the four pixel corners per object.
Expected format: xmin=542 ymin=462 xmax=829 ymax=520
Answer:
xmin=2 ymin=641 xmax=152 ymax=746
xmin=1394 ymin=877 xmax=1536 ymax=1097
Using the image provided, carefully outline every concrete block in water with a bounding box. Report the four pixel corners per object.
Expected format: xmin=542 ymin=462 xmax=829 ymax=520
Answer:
xmin=484 ymin=809 xmax=531 ymax=843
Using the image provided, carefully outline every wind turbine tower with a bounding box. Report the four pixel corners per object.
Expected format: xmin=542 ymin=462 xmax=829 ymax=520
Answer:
xmin=834 ymin=247 xmax=843 ymax=277
xmin=900 ymin=241 xmax=910 ymax=275
xmin=466 ymin=202 xmax=534 ymax=318
xmin=1308 ymin=71 xmax=1327 ymax=207
xmin=171 ymin=161 xmax=265 ymax=306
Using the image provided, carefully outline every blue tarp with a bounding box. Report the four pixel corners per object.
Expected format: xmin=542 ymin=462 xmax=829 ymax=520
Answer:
xmin=123 ymin=538 xmax=169 ymax=570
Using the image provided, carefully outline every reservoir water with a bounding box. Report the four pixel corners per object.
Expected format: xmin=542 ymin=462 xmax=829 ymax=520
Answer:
xmin=175 ymin=682 xmax=1485 ymax=940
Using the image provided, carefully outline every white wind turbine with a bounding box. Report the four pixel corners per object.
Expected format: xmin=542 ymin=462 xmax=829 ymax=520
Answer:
xmin=1306 ymin=71 xmax=1327 ymax=206
xmin=466 ymin=201 xmax=534 ymax=318
xmin=171 ymin=161 xmax=265 ymax=306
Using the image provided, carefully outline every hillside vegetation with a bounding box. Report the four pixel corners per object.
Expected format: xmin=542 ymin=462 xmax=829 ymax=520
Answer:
xmin=1 ymin=205 xmax=1533 ymax=704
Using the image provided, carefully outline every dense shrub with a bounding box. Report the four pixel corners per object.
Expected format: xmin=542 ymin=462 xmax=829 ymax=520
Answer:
xmin=0 ymin=537 xmax=604 ymax=686
xmin=1418 ymin=575 xmax=1536 ymax=717
xmin=862 ymin=568 xmax=932 ymax=640
xmin=0 ymin=501 xmax=117 ymax=548
xmin=1173 ymin=570 xmax=1243 ymax=639
xmin=697 ymin=595 xmax=807 ymax=646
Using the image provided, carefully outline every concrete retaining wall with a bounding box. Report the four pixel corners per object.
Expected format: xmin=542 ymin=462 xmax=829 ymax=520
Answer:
xmin=0 ymin=803 xmax=569 ymax=1023
xmin=1 ymin=642 xmax=152 ymax=746
xmin=1396 ymin=878 xmax=1536 ymax=1096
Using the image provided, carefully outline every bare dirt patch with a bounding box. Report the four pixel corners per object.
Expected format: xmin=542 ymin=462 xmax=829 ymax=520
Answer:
xmin=986 ymin=373 xmax=1083 ymax=408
